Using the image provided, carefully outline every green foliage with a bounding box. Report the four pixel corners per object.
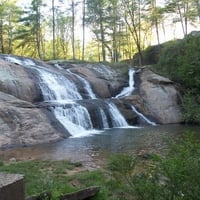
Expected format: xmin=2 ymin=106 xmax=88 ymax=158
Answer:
xmin=181 ymin=92 xmax=200 ymax=124
xmin=74 ymin=170 xmax=110 ymax=200
xmin=0 ymin=160 xmax=4 ymax=166
xmin=154 ymin=34 xmax=200 ymax=124
xmin=0 ymin=160 xmax=78 ymax=198
xmin=158 ymin=35 xmax=200 ymax=91
xmin=1 ymin=133 xmax=200 ymax=200
xmin=107 ymin=132 xmax=200 ymax=200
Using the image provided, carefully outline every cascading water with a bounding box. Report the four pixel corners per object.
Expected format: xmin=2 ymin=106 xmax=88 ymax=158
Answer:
xmin=131 ymin=106 xmax=156 ymax=126
xmin=115 ymin=68 xmax=136 ymax=98
xmin=67 ymin=69 xmax=96 ymax=99
xmin=99 ymin=108 xmax=109 ymax=129
xmin=2 ymin=55 xmax=156 ymax=137
xmin=107 ymin=102 xmax=128 ymax=127
xmin=35 ymin=68 xmax=98 ymax=135
xmin=38 ymin=69 xmax=83 ymax=100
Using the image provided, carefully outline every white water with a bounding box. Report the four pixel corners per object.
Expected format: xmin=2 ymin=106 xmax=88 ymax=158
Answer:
xmin=107 ymin=102 xmax=129 ymax=127
xmin=38 ymin=69 xmax=82 ymax=100
xmin=67 ymin=69 xmax=96 ymax=99
xmin=35 ymin=69 xmax=97 ymax=136
xmin=54 ymin=105 xmax=93 ymax=130
xmin=99 ymin=108 xmax=109 ymax=128
xmin=115 ymin=68 xmax=136 ymax=98
xmin=3 ymin=55 xmax=157 ymax=137
xmin=5 ymin=56 xmax=36 ymax=66
xmin=4 ymin=55 xmax=131 ymax=136
xmin=131 ymin=106 xmax=156 ymax=126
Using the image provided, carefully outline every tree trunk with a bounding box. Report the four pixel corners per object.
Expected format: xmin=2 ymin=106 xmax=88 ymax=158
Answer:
xmin=35 ymin=3 xmax=42 ymax=59
xmin=52 ymin=0 xmax=56 ymax=59
xmin=59 ymin=186 xmax=100 ymax=200
xmin=82 ymin=0 xmax=85 ymax=61
xmin=99 ymin=14 xmax=106 ymax=62
xmin=0 ymin=17 xmax=5 ymax=53
xmin=71 ymin=0 xmax=75 ymax=60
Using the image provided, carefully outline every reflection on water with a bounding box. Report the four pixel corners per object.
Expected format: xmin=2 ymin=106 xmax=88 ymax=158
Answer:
xmin=0 ymin=125 xmax=199 ymax=164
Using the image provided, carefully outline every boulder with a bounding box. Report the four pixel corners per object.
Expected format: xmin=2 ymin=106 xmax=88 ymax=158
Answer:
xmin=0 ymin=92 xmax=65 ymax=148
xmin=0 ymin=59 xmax=41 ymax=103
xmin=69 ymin=66 xmax=111 ymax=98
xmin=0 ymin=173 xmax=25 ymax=200
xmin=138 ymin=68 xmax=182 ymax=124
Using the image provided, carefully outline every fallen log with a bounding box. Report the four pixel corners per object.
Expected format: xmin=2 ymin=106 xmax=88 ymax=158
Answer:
xmin=26 ymin=191 xmax=51 ymax=200
xmin=59 ymin=186 xmax=100 ymax=200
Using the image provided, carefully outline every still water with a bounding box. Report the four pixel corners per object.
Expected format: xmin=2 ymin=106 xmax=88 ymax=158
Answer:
xmin=0 ymin=125 xmax=199 ymax=166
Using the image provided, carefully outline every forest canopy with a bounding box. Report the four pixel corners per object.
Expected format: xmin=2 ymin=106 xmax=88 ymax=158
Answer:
xmin=0 ymin=0 xmax=199 ymax=62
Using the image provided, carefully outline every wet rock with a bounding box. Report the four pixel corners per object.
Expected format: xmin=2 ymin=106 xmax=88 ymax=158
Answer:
xmin=0 ymin=91 xmax=65 ymax=148
xmin=50 ymin=62 xmax=127 ymax=98
xmin=0 ymin=59 xmax=41 ymax=103
xmin=0 ymin=55 xmax=182 ymax=148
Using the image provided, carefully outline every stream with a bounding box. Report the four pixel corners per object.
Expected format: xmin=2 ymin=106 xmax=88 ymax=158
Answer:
xmin=0 ymin=124 xmax=198 ymax=167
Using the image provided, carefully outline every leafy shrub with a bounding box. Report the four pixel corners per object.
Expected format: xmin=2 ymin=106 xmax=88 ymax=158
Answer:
xmin=153 ymin=34 xmax=200 ymax=124
xmin=157 ymin=35 xmax=200 ymax=91
xmin=107 ymin=132 xmax=200 ymax=200
xmin=0 ymin=160 xmax=4 ymax=166
xmin=181 ymin=92 xmax=200 ymax=124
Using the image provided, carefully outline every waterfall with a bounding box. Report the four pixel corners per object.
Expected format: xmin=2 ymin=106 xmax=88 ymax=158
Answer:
xmin=38 ymin=69 xmax=82 ymax=100
xmin=67 ymin=69 xmax=96 ymax=99
xmin=115 ymin=68 xmax=136 ymax=98
xmin=34 ymin=68 xmax=97 ymax=136
xmin=3 ymin=55 xmax=157 ymax=138
xmin=131 ymin=106 xmax=156 ymax=126
xmin=4 ymin=56 xmax=36 ymax=66
xmin=99 ymin=108 xmax=109 ymax=129
xmin=107 ymin=102 xmax=128 ymax=127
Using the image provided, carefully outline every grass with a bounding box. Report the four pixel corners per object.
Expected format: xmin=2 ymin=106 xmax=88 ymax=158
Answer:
xmin=0 ymin=159 xmax=115 ymax=200
xmin=1 ymin=132 xmax=199 ymax=200
xmin=0 ymin=160 xmax=84 ymax=199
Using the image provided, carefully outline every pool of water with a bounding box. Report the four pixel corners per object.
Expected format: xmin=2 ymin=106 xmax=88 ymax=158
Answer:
xmin=0 ymin=124 xmax=199 ymax=166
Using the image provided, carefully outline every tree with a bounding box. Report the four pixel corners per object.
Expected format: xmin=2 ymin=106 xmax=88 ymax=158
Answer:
xmin=52 ymin=0 xmax=56 ymax=59
xmin=194 ymin=0 xmax=200 ymax=20
xmin=165 ymin=0 xmax=197 ymax=36
xmin=148 ymin=0 xmax=164 ymax=45
xmin=32 ymin=0 xmax=44 ymax=59
xmin=16 ymin=0 xmax=45 ymax=59
xmin=70 ymin=0 xmax=80 ymax=60
xmin=106 ymin=0 xmax=122 ymax=62
xmin=82 ymin=0 xmax=86 ymax=61
xmin=120 ymin=0 xmax=150 ymax=66
xmin=56 ymin=15 xmax=72 ymax=59
xmin=0 ymin=0 xmax=22 ymax=54
xmin=86 ymin=0 xmax=107 ymax=61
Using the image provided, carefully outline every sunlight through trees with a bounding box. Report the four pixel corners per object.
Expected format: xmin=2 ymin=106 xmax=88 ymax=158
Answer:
xmin=0 ymin=0 xmax=199 ymax=62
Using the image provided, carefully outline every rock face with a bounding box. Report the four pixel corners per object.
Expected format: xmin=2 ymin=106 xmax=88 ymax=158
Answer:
xmin=0 ymin=57 xmax=67 ymax=148
xmin=61 ymin=63 xmax=182 ymax=124
xmin=0 ymin=59 xmax=41 ymax=102
xmin=0 ymin=91 xmax=66 ymax=148
xmin=126 ymin=68 xmax=181 ymax=124
xmin=53 ymin=62 xmax=126 ymax=98
xmin=0 ymin=55 xmax=182 ymax=148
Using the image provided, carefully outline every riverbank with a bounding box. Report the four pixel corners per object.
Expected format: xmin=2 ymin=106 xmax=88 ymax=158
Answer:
xmin=1 ymin=130 xmax=200 ymax=200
